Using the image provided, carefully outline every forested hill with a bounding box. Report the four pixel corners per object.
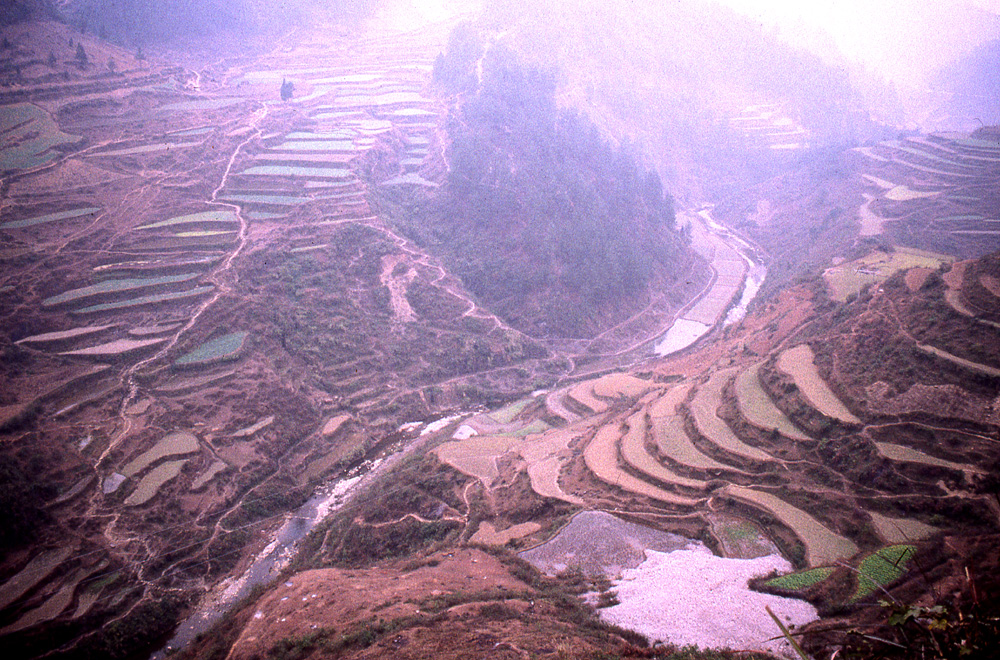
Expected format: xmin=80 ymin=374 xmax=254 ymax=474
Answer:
xmin=396 ymin=25 xmax=690 ymax=338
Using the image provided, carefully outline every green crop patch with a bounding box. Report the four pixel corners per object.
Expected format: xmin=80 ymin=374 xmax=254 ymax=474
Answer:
xmin=765 ymin=567 xmax=834 ymax=591
xmin=851 ymin=545 xmax=916 ymax=602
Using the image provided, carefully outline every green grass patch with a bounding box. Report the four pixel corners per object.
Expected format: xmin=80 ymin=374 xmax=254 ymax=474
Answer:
xmin=764 ymin=567 xmax=834 ymax=591
xmin=851 ymin=545 xmax=916 ymax=602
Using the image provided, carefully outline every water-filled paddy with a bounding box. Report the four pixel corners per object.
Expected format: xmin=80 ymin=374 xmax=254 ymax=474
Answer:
xmin=122 ymin=430 xmax=200 ymax=477
xmin=125 ymin=459 xmax=188 ymax=506
xmin=159 ymin=98 xmax=243 ymax=112
xmin=175 ymin=331 xmax=248 ymax=366
xmin=0 ymin=103 xmax=79 ymax=171
xmin=0 ymin=207 xmax=101 ymax=230
xmin=135 ymin=210 xmax=238 ymax=230
xmin=74 ymin=285 xmax=214 ymax=314
xmin=218 ymin=193 xmax=311 ymax=205
xmin=43 ymin=273 xmax=202 ymax=307
xmin=241 ymin=165 xmax=354 ymax=179
xmin=94 ymin=142 xmax=201 ymax=157
xmin=270 ymin=140 xmax=355 ymax=152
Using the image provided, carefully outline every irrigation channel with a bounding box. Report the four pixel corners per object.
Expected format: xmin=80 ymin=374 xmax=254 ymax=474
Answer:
xmin=152 ymin=201 xmax=766 ymax=658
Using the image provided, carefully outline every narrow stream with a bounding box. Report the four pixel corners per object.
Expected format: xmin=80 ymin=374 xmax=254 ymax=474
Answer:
xmin=151 ymin=468 xmax=369 ymax=658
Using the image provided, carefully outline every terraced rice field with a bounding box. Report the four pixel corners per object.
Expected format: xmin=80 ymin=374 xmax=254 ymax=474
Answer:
xmin=735 ymin=363 xmax=810 ymax=440
xmin=125 ymin=459 xmax=188 ymax=506
xmin=121 ymin=430 xmax=199 ymax=477
xmin=776 ymin=345 xmax=861 ymax=424
xmin=191 ymin=460 xmax=228 ymax=490
xmin=620 ymin=411 xmax=705 ymax=489
xmin=690 ymin=368 xmax=774 ymax=462
xmin=873 ymin=441 xmax=978 ymax=473
xmin=885 ymin=185 xmax=940 ymax=201
xmin=725 ymin=485 xmax=859 ymax=565
xmin=519 ymin=425 xmax=587 ymax=505
xmin=174 ymin=332 xmax=248 ymax=366
xmin=241 ymin=165 xmax=354 ymax=178
xmin=93 ymin=142 xmax=201 ymax=157
xmin=868 ymin=511 xmax=936 ymax=543
xmin=584 ymin=425 xmax=701 ymax=506
xmin=0 ymin=206 xmax=101 ymax=230
xmin=0 ymin=547 xmax=75 ymax=611
xmin=652 ymin=415 xmax=731 ymax=471
xmin=59 ymin=336 xmax=168 ymax=358
xmin=0 ymin=103 xmax=80 ymax=171
xmin=433 ymin=435 xmax=518 ymax=483
xmin=15 ymin=324 xmax=115 ymax=345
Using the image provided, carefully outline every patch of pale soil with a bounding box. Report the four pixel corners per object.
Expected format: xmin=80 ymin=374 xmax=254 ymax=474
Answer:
xmin=520 ymin=510 xmax=698 ymax=577
xmin=379 ymin=253 xmax=416 ymax=322
xmin=321 ymin=413 xmax=350 ymax=436
xmin=470 ymin=521 xmax=542 ymax=546
xmin=600 ymin=549 xmax=818 ymax=657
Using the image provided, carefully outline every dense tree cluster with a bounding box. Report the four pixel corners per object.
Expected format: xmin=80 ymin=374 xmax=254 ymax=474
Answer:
xmin=426 ymin=27 xmax=686 ymax=334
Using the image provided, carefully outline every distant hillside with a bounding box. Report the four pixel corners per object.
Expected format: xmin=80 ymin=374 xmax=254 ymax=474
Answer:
xmin=479 ymin=0 xmax=901 ymax=202
xmin=931 ymin=38 xmax=1000 ymax=127
xmin=47 ymin=0 xmax=375 ymax=46
xmin=390 ymin=26 xmax=691 ymax=338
